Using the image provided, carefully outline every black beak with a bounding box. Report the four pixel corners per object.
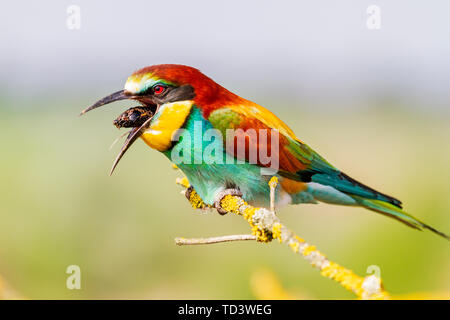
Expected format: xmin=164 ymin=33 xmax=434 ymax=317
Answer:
xmin=80 ymin=90 xmax=156 ymax=176
xmin=79 ymin=90 xmax=135 ymax=116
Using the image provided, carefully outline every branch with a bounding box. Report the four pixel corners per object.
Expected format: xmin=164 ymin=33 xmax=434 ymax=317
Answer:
xmin=175 ymin=234 xmax=256 ymax=246
xmin=176 ymin=175 xmax=390 ymax=300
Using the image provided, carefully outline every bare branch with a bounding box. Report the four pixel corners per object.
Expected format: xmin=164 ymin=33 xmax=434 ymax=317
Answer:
xmin=269 ymin=176 xmax=278 ymax=213
xmin=175 ymin=234 xmax=256 ymax=246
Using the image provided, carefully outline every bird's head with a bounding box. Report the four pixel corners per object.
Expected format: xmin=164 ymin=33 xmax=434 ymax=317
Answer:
xmin=79 ymin=64 xmax=208 ymax=116
xmin=80 ymin=64 xmax=235 ymax=174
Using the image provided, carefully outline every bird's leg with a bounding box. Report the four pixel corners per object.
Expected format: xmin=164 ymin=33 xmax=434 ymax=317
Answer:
xmin=214 ymin=188 xmax=243 ymax=215
xmin=182 ymin=185 xmax=209 ymax=209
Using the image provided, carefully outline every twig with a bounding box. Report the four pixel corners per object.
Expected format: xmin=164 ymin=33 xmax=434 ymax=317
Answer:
xmin=175 ymin=234 xmax=257 ymax=246
xmin=269 ymin=177 xmax=277 ymax=213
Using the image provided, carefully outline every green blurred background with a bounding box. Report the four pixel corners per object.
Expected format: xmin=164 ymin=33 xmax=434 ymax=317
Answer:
xmin=0 ymin=100 xmax=448 ymax=299
xmin=0 ymin=1 xmax=449 ymax=299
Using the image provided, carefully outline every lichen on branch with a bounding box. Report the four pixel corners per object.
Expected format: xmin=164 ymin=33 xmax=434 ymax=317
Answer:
xmin=176 ymin=175 xmax=390 ymax=300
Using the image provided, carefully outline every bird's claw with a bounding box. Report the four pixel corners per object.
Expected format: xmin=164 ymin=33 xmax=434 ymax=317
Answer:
xmin=214 ymin=188 xmax=243 ymax=215
xmin=185 ymin=186 xmax=194 ymax=201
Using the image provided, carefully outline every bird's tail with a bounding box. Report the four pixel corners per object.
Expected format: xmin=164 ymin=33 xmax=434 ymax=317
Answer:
xmin=352 ymin=195 xmax=449 ymax=240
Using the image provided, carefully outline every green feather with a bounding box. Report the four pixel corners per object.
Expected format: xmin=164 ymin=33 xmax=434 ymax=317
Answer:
xmin=352 ymin=196 xmax=449 ymax=240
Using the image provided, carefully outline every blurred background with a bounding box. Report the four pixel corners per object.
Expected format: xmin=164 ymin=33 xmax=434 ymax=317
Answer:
xmin=0 ymin=0 xmax=449 ymax=299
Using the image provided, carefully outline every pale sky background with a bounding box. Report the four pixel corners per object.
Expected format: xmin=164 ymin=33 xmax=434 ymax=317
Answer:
xmin=1 ymin=0 xmax=450 ymax=110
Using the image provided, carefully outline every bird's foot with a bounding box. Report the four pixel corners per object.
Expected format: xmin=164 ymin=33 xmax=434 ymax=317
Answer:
xmin=184 ymin=186 xmax=208 ymax=209
xmin=185 ymin=185 xmax=194 ymax=201
xmin=214 ymin=188 xmax=243 ymax=215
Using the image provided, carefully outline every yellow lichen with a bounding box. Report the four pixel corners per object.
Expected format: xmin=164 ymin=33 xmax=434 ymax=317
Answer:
xmin=176 ymin=176 xmax=190 ymax=188
xmin=250 ymin=226 xmax=272 ymax=243
xmin=219 ymin=196 xmax=272 ymax=242
xmin=319 ymin=261 xmax=384 ymax=298
xmin=176 ymin=175 xmax=391 ymax=300
xmin=242 ymin=207 xmax=256 ymax=221
xmin=272 ymin=223 xmax=282 ymax=242
xmin=301 ymin=245 xmax=317 ymax=256
xmin=268 ymin=176 xmax=279 ymax=189
xmin=188 ymin=189 xmax=206 ymax=209
xmin=288 ymin=241 xmax=300 ymax=253
xmin=220 ymin=195 xmax=241 ymax=215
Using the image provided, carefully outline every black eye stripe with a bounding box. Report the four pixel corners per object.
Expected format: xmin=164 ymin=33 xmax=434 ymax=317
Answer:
xmin=137 ymin=84 xmax=195 ymax=104
xmin=161 ymin=85 xmax=195 ymax=103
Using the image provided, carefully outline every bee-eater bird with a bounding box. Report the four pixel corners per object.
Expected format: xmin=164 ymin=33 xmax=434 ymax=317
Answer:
xmin=80 ymin=64 xmax=448 ymax=240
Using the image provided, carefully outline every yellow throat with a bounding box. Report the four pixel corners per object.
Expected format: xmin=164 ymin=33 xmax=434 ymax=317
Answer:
xmin=140 ymin=101 xmax=193 ymax=151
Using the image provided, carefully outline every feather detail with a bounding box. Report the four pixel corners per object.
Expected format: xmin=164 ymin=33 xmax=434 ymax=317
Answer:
xmin=352 ymin=196 xmax=449 ymax=240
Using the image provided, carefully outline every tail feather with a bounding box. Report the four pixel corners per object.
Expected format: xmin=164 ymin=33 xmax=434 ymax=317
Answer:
xmin=311 ymin=172 xmax=403 ymax=208
xmin=352 ymin=196 xmax=449 ymax=240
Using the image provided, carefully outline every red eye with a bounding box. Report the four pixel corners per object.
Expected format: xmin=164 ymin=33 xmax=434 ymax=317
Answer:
xmin=153 ymin=85 xmax=165 ymax=95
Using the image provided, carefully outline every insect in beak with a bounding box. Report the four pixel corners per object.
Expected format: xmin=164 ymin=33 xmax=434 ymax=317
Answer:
xmin=80 ymin=90 xmax=157 ymax=175
xmin=109 ymin=107 xmax=154 ymax=175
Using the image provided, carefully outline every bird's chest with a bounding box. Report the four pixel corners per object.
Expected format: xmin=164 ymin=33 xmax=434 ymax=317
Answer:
xmin=157 ymin=108 xmax=270 ymax=205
